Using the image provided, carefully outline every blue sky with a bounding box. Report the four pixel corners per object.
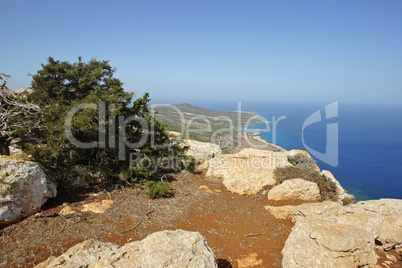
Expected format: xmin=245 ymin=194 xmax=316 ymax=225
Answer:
xmin=1 ymin=0 xmax=401 ymax=105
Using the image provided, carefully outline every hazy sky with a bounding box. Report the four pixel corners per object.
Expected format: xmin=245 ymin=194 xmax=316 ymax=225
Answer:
xmin=1 ymin=0 xmax=401 ymax=105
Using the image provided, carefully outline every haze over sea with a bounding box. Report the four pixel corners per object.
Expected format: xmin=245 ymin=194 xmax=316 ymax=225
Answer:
xmin=177 ymin=100 xmax=402 ymax=201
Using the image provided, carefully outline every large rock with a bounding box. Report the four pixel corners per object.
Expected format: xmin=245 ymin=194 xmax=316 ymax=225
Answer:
xmin=291 ymin=201 xmax=346 ymax=220
xmin=265 ymin=201 xmax=345 ymax=220
xmin=37 ymin=229 xmax=217 ymax=268
xmin=206 ymin=148 xmax=290 ymax=195
xmin=166 ymin=131 xmax=222 ymax=165
xmin=267 ymin=178 xmax=321 ymax=201
xmin=184 ymin=139 xmax=222 ymax=165
xmin=36 ymin=240 xmax=119 ymax=267
xmin=0 ymin=156 xmax=57 ymax=224
xmin=347 ymin=199 xmax=402 ymax=249
xmin=282 ymin=217 xmax=377 ymax=268
xmin=267 ymin=199 xmax=402 ymax=250
xmin=321 ymin=170 xmax=355 ymax=204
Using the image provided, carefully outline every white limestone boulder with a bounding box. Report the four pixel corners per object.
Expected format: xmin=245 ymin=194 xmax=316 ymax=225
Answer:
xmin=184 ymin=139 xmax=222 ymax=165
xmin=267 ymin=178 xmax=321 ymax=201
xmin=347 ymin=199 xmax=402 ymax=249
xmin=0 ymin=156 xmax=57 ymax=224
xmin=282 ymin=217 xmax=377 ymax=268
xmin=37 ymin=229 xmax=217 ymax=268
xmin=206 ymin=148 xmax=290 ymax=195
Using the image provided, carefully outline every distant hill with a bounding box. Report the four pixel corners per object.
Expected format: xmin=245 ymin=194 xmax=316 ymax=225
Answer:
xmin=150 ymin=103 xmax=267 ymax=151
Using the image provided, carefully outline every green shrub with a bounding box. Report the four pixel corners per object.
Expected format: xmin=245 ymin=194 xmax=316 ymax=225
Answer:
xmin=274 ymin=166 xmax=338 ymax=201
xmin=18 ymin=57 xmax=191 ymax=188
xmin=145 ymin=181 xmax=171 ymax=199
xmin=287 ymin=153 xmax=317 ymax=170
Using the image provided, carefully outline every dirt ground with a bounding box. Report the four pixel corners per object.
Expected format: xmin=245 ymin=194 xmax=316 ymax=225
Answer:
xmin=0 ymin=170 xmax=401 ymax=267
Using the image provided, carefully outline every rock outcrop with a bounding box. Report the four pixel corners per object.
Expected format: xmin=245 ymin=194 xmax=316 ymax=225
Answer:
xmin=267 ymin=178 xmax=321 ymax=201
xmin=166 ymin=131 xmax=222 ymax=165
xmin=37 ymin=229 xmax=217 ymax=268
xmin=0 ymin=156 xmax=57 ymax=224
xmin=267 ymin=198 xmax=402 ymax=267
xmin=81 ymin=200 xmax=114 ymax=214
xmin=282 ymin=218 xmax=377 ymax=268
xmin=205 ymin=148 xmax=291 ymax=195
xmin=347 ymin=199 xmax=402 ymax=249
xmin=184 ymin=139 xmax=222 ymax=165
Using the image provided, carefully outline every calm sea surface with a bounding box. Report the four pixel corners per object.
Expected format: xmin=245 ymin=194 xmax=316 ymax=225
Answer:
xmin=183 ymin=100 xmax=402 ymax=201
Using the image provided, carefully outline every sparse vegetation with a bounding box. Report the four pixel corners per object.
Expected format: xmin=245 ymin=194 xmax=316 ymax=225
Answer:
xmin=274 ymin=166 xmax=338 ymax=201
xmin=145 ymin=181 xmax=171 ymax=199
xmin=342 ymin=196 xmax=357 ymax=205
xmin=287 ymin=153 xmax=317 ymax=170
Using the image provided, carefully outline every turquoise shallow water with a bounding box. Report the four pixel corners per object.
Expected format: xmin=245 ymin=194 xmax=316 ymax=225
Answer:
xmin=179 ymin=100 xmax=402 ymax=201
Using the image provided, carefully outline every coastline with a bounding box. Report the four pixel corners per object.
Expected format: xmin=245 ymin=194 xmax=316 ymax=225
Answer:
xmin=247 ymin=132 xmax=286 ymax=152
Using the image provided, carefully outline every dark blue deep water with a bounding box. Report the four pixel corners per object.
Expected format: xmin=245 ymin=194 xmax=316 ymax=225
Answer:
xmin=183 ymin=100 xmax=402 ymax=201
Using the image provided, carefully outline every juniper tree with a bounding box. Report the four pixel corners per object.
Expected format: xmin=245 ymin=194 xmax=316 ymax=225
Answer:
xmin=22 ymin=57 xmax=193 ymax=187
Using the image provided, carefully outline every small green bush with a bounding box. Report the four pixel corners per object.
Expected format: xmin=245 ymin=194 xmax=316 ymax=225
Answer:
xmin=274 ymin=166 xmax=338 ymax=201
xmin=145 ymin=181 xmax=171 ymax=199
xmin=287 ymin=153 xmax=317 ymax=170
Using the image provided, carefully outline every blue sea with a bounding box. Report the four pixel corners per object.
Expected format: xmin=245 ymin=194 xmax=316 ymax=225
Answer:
xmin=184 ymin=100 xmax=402 ymax=201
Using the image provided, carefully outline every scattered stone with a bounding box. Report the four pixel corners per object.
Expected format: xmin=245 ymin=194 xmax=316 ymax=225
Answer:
xmin=237 ymin=253 xmax=263 ymax=267
xmin=264 ymin=205 xmax=296 ymax=220
xmin=0 ymin=156 xmax=57 ymax=224
xmin=59 ymin=205 xmax=76 ymax=215
xmin=37 ymin=230 xmax=217 ymax=268
xmin=282 ymin=218 xmax=377 ymax=268
xmin=267 ymin=178 xmax=321 ymax=201
xmin=81 ymin=200 xmax=114 ymax=214
xmin=198 ymin=185 xmax=215 ymax=193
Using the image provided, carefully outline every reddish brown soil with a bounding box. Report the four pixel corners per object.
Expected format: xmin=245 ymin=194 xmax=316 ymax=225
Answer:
xmin=0 ymin=171 xmax=401 ymax=267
